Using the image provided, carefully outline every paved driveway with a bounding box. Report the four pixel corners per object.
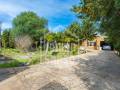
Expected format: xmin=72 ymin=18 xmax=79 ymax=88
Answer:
xmin=0 ymin=51 xmax=120 ymax=90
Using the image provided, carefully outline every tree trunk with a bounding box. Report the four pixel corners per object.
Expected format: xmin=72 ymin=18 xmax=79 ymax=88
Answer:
xmin=78 ymin=39 xmax=80 ymax=54
xmin=55 ymin=41 xmax=58 ymax=51
xmin=62 ymin=43 xmax=64 ymax=51
xmin=45 ymin=42 xmax=49 ymax=55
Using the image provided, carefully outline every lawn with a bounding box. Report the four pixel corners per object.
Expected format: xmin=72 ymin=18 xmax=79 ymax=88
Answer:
xmin=0 ymin=48 xmax=73 ymax=68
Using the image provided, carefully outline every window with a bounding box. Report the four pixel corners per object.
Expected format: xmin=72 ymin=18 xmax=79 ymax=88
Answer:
xmin=88 ymin=41 xmax=96 ymax=46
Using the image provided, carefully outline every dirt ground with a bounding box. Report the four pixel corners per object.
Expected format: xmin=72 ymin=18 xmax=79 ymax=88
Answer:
xmin=0 ymin=50 xmax=120 ymax=90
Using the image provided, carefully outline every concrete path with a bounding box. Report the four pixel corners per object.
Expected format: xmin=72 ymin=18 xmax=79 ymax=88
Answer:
xmin=0 ymin=51 xmax=120 ymax=90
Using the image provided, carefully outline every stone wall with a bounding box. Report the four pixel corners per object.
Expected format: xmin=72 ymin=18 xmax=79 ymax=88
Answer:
xmin=81 ymin=36 xmax=104 ymax=50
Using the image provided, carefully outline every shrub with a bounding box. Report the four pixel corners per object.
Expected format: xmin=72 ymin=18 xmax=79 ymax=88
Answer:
xmin=15 ymin=35 xmax=32 ymax=51
xmin=71 ymin=46 xmax=78 ymax=55
xmin=0 ymin=60 xmax=21 ymax=68
xmin=2 ymin=29 xmax=10 ymax=48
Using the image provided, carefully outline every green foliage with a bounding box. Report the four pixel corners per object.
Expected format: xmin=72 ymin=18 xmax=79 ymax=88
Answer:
xmin=99 ymin=0 xmax=120 ymax=51
xmin=71 ymin=45 xmax=78 ymax=55
xmin=64 ymin=20 xmax=95 ymax=43
xmin=65 ymin=22 xmax=81 ymax=42
xmin=0 ymin=48 xmax=71 ymax=68
xmin=72 ymin=0 xmax=120 ymax=52
xmin=2 ymin=29 xmax=10 ymax=48
xmin=115 ymin=0 xmax=120 ymax=8
xmin=72 ymin=0 xmax=112 ymax=20
xmin=12 ymin=11 xmax=48 ymax=41
xmin=45 ymin=33 xmax=55 ymax=42
xmin=81 ymin=18 xmax=96 ymax=40
xmin=29 ymin=57 xmax=41 ymax=65
xmin=2 ymin=29 xmax=15 ymax=48
xmin=9 ymin=30 xmax=15 ymax=48
xmin=52 ymin=32 xmax=63 ymax=42
xmin=55 ymin=32 xmax=66 ymax=43
xmin=0 ymin=61 xmax=19 ymax=68
xmin=0 ymin=60 xmax=26 ymax=68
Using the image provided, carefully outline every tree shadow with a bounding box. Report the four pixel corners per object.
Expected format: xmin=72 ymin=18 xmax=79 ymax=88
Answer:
xmin=0 ymin=55 xmax=29 ymax=82
xmin=74 ymin=51 xmax=120 ymax=90
xmin=0 ymin=55 xmax=12 ymax=63
xmin=39 ymin=81 xmax=68 ymax=90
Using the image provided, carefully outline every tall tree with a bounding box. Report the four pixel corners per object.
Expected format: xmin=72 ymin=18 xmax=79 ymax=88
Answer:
xmin=72 ymin=0 xmax=120 ymax=52
xmin=65 ymin=22 xmax=81 ymax=43
xmin=2 ymin=29 xmax=10 ymax=48
xmin=45 ymin=32 xmax=55 ymax=55
xmin=2 ymin=29 xmax=15 ymax=48
xmin=12 ymin=11 xmax=48 ymax=41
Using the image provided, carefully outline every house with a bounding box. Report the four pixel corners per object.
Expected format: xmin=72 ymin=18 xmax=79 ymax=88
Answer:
xmin=81 ymin=35 xmax=106 ymax=50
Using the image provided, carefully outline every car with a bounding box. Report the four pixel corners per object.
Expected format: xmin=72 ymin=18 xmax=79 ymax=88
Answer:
xmin=102 ymin=45 xmax=111 ymax=50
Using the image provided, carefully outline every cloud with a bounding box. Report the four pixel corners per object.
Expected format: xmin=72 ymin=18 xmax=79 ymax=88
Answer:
xmin=0 ymin=12 xmax=12 ymax=22
xmin=0 ymin=0 xmax=79 ymax=31
xmin=1 ymin=22 xmax=12 ymax=30
xmin=0 ymin=0 xmax=28 ymax=29
xmin=0 ymin=0 xmax=74 ymax=18
xmin=0 ymin=1 xmax=28 ymax=17
xmin=33 ymin=0 xmax=78 ymax=17
xmin=0 ymin=0 xmax=78 ymax=18
xmin=49 ymin=25 xmax=65 ymax=32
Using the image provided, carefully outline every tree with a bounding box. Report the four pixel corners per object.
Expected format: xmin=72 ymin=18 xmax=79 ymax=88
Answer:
xmin=54 ymin=32 xmax=65 ymax=43
xmin=12 ymin=11 xmax=48 ymax=41
xmin=2 ymin=29 xmax=15 ymax=48
xmin=65 ymin=20 xmax=95 ymax=43
xmin=44 ymin=33 xmax=55 ymax=55
xmin=72 ymin=0 xmax=111 ymax=21
xmin=72 ymin=0 xmax=120 ymax=52
xmin=64 ymin=20 xmax=96 ymax=54
xmin=65 ymin=22 xmax=81 ymax=43
xmin=9 ymin=30 xmax=15 ymax=48
xmin=2 ymin=29 xmax=10 ymax=48
xmin=81 ymin=18 xmax=96 ymax=40
xmin=100 ymin=0 xmax=120 ymax=52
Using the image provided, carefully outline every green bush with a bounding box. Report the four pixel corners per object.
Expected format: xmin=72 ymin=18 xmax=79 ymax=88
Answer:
xmin=0 ymin=60 xmax=21 ymax=68
xmin=30 ymin=58 xmax=41 ymax=65
xmin=30 ymin=59 xmax=39 ymax=65
xmin=71 ymin=46 xmax=78 ymax=55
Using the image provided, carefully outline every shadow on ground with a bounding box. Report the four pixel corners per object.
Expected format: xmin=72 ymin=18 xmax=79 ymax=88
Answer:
xmin=39 ymin=81 xmax=68 ymax=90
xmin=0 ymin=55 xmax=29 ymax=82
xmin=0 ymin=55 xmax=12 ymax=63
xmin=74 ymin=51 xmax=120 ymax=90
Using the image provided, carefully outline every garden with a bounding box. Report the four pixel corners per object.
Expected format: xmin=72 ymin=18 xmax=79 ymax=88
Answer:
xmin=0 ymin=11 xmax=96 ymax=68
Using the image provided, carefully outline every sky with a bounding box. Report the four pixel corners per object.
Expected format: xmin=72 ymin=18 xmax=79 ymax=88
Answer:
xmin=0 ymin=0 xmax=80 ymax=32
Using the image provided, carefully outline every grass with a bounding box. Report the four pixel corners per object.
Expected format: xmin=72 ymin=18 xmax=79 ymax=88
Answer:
xmin=0 ymin=60 xmax=21 ymax=68
xmin=0 ymin=48 xmax=76 ymax=68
